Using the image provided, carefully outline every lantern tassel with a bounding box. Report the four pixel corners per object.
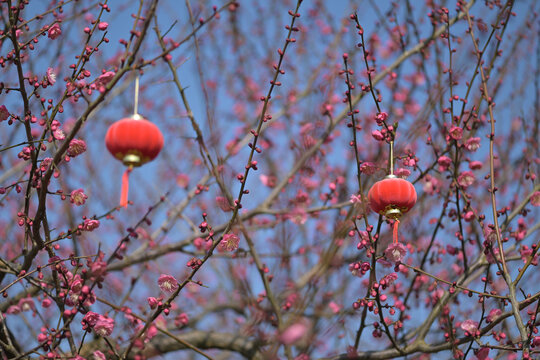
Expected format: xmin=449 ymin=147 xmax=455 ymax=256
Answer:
xmin=120 ymin=166 xmax=133 ymax=207
xmin=393 ymin=219 xmax=400 ymax=244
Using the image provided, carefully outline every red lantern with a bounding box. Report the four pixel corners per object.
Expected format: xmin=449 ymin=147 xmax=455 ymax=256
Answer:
xmin=368 ymin=175 xmax=417 ymax=243
xmin=105 ymin=114 xmax=164 ymax=207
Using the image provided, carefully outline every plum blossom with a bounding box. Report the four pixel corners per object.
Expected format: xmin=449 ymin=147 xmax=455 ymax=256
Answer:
xmin=437 ymin=156 xmax=452 ymax=171
xmin=175 ymin=313 xmax=189 ymax=327
xmin=520 ymin=245 xmax=538 ymax=266
xmin=18 ymin=297 xmax=35 ymax=312
xmin=371 ymin=130 xmax=384 ymax=141
xmin=375 ymin=112 xmax=388 ymax=125
xmin=158 ymin=274 xmax=178 ymax=293
xmin=95 ymin=71 xmax=115 ymax=92
xmin=486 ymin=308 xmax=502 ymax=323
xmin=147 ymin=297 xmax=160 ymax=309
xmin=395 ymin=168 xmax=411 ymax=178
xmin=287 ymin=207 xmax=307 ymax=225
xmin=423 ymin=175 xmax=440 ymax=195
xmin=42 ymin=298 xmax=52 ymax=308
xmin=7 ymin=305 xmax=21 ymax=314
xmin=476 ymin=347 xmax=490 ymax=360
xmin=48 ymin=23 xmax=62 ymax=39
xmin=469 ymin=161 xmax=482 ymax=170
xmin=93 ymin=351 xmax=106 ymax=360
xmin=219 ymin=233 xmax=240 ymax=252
xmin=385 ymin=242 xmax=407 ymax=263
xmin=67 ymin=139 xmax=87 ymax=157
xmin=97 ymin=22 xmax=108 ymax=30
xmin=82 ymin=219 xmax=99 ymax=231
xmin=531 ymin=191 xmax=540 ymax=207
xmin=460 ymin=319 xmax=478 ymax=336
xmin=328 ymin=301 xmax=341 ymax=314
xmin=193 ymin=237 xmax=212 ymax=251
xmin=46 ymin=68 xmax=56 ymax=85
xmin=349 ymin=194 xmax=362 ymax=204
xmin=381 ymin=272 xmax=398 ymax=288
xmin=457 ymin=171 xmax=475 ymax=188
xmin=0 ymin=105 xmax=10 ymax=121
xmin=70 ymin=189 xmax=88 ymax=206
xmin=359 ymin=162 xmax=377 ymax=175
xmin=94 ymin=316 xmax=114 ymax=337
xmin=215 ymin=196 xmax=232 ymax=212
xmin=485 ymin=247 xmax=501 ymax=264
xmin=448 ymin=125 xmax=463 ymax=140
xmin=82 ymin=311 xmax=100 ymax=328
xmin=349 ymin=261 xmax=370 ymax=277
xmin=260 ymin=174 xmax=277 ymax=187
xmin=279 ymin=319 xmax=310 ymax=345
xmin=176 ymin=173 xmax=189 ymax=188
xmin=465 ymin=137 xmax=481 ymax=151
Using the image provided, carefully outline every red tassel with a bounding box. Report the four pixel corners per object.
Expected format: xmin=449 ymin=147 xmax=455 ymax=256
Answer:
xmin=120 ymin=167 xmax=132 ymax=207
xmin=393 ymin=219 xmax=400 ymax=244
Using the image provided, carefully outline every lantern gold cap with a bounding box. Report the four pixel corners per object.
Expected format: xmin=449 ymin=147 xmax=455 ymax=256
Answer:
xmin=385 ymin=207 xmax=403 ymax=219
xmin=123 ymin=154 xmax=141 ymax=166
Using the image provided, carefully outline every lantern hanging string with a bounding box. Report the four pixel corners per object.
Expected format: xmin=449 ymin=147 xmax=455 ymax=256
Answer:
xmin=120 ymin=166 xmax=133 ymax=207
xmin=393 ymin=218 xmax=400 ymax=244
xmin=389 ymin=140 xmax=394 ymax=176
xmin=133 ymin=75 xmax=140 ymax=116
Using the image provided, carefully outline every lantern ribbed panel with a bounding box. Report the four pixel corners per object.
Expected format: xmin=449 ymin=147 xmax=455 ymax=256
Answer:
xmin=105 ymin=117 xmax=164 ymax=166
xmin=368 ymin=178 xmax=417 ymax=215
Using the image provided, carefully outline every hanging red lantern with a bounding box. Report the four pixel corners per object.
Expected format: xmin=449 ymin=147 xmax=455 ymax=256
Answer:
xmin=368 ymin=175 xmax=417 ymax=244
xmin=105 ymin=114 xmax=164 ymax=207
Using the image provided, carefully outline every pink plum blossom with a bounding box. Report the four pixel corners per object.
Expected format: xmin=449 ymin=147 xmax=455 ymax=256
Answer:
xmin=158 ymin=274 xmax=178 ymax=293
xmin=469 ymin=161 xmax=483 ymax=170
xmin=82 ymin=311 xmax=100 ymax=328
xmin=395 ymin=168 xmax=411 ymax=178
xmin=260 ymin=174 xmax=277 ymax=187
xmin=147 ymin=297 xmax=160 ymax=309
xmin=457 ymin=171 xmax=475 ymax=188
xmin=176 ymin=173 xmax=189 ymax=188
xmin=95 ymin=71 xmax=115 ymax=92
xmin=477 ymin=347 xmax=490 ymax=360
xmin=279 ymin=320 xmax=310 ymax=345
xmin=375 ymin=112 xmax=388 ymax=125
xmin=460 ymin=319 xmax=478 ymax=336
xmin=48 ymin=23 xmax=62 ymax=39
xmin=465 ymin=137 xmax=481 ymax=151
xmin=93 ymin=351 xmax=106 ymax=360
xmin=46 ymin=68 xmax=56 ymax=85
xmin=18 ymin=297 xmax=35 ymax=312
xmin=371 ymin=130 xmax=384 ymax=141
xmin=359 ymin=162 xmax=377 ymax=175
xmin=175 ymin=313 xmax=189 ymax=327
xmin=94 ymin=316 xmax=114 ymax=337
xmin=70 ymin=189 xmax=88 ymax=206
xmin=219 ymin=233 xmax=240 ymax=252
xmin=67 ymin=139 xmax=87 ymax=157
xmin=486 ymin=308 xmax=502 ymax=323
xmin=349 ymin=194 xmax=362 ymax=204
xmin=328 ymin=301 xmax=341 ymax=314
xmin=531 ymin=191 xmax=540 ymax=207
xmin=0 ymin=105 xmax=9 ymax=121
xmin=448 ymin=125 xmax=463 ymax=140
xmin=97 ymin=22 xmax=109 ymax=30
xmin=215 ymin=196 xmax=232 ymax=212
xmin=385 ymin=242 xmax=407 ymax=263
xmin=437 ymin=155 xmax=452 ymax=171
xmin=82 ymin=219 xmax=99 ymax=231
